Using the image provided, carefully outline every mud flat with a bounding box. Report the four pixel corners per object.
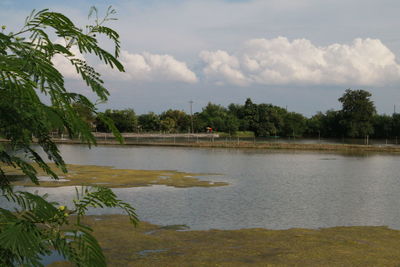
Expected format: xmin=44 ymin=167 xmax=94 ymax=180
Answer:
xmin=49 ymin=214 xmax=400 ymax=267
xmin=4 ymin=163 xmax=227 ymax=188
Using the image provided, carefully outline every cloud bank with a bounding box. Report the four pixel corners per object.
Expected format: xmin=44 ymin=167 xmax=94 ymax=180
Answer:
xmin=53 ymin=47 xmax=197 ymax=84
xmin=200 ymin=37 xmax=400 ymax=86
xmin=54 ymin=36 xmax=400 ymax=88
xmin=115 ymin=51 xmax=197 ymax=83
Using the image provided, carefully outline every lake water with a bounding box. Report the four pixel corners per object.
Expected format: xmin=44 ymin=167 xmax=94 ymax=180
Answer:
xmin=10 ymin=144 xmax=400 ymax=230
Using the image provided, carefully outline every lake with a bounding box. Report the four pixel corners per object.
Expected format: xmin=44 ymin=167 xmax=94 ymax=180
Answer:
xmin=10 ymin=144 xmax=400 ymax=230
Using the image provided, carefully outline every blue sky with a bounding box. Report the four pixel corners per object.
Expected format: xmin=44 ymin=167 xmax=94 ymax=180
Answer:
xmin=3 ymin=0 xmax=400 ymax=116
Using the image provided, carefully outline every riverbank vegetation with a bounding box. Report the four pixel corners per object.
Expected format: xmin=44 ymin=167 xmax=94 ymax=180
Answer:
xmin=85 ymin=89 xmax=400 ymax=140
xmin=49 ymin=214 xmax=400 ymax=267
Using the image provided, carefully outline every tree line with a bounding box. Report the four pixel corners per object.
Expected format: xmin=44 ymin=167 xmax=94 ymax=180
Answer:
xmin=79 ymin=89 xmax=400 ymax=139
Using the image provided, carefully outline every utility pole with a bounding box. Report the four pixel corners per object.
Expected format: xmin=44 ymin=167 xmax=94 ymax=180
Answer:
xmin=394 ymin=104 xmax=396 ymax=114
xmin=189 ymin=100 xmax=194 ymax=133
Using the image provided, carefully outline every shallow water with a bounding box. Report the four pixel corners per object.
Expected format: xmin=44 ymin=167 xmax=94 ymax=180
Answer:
xmin=7 ymin=144 xmax=400 ymax=230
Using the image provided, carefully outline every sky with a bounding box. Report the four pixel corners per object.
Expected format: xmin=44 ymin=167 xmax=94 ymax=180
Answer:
xmin=2 ymin=0 xmax=400 ymax=116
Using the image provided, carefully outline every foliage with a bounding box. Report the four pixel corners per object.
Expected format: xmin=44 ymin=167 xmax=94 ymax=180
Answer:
xmin=138 ymin=112 xmax=160 ymax=132
xmin=98 ymin=88 xmax=399 ymax=140
xmin=255 ymin=104 xmax=286 ymax=137
xmin=391 ymin=113 xmax=400 ymax=138
xmin=160 ymin=109 xmax=190 ymax=133
xmin=242 ymin=98 xmax=258 ymax=132
xmin=160 ymin=117 xmax=177 ymax=133
xmin=372 ymin=114 xmax=392 ymax=138
xmin=96 ymin=109 xmax=138 ymax=133
xmin=0 ymin=7 xmax=137 ymax=266
xmin=338 ymin=89 xmax=376 ymax=138
xmin=282 ymin=112 xmax=307 ymax=137
xmin=72 ymin=101 xmax=96 ymax=129
xmin=310 ymin=110 xmax=344 ymax=138
xmin=228 ymin=99 xmax=288 ymax=137
xmin=0 ymin=187 xmax=137 ymax=266
xmin=305 ymin=112 xmax=324 ymax=137
xmin=195 ymin=103 xmax=239 ymax=134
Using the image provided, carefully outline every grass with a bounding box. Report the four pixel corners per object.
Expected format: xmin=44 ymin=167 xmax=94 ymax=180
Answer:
xmin=35 ymin=138 xmax=400 ymax=153
xmin=3 ymin=163 xmax=228 ymax=188
xmin=49 ymin=214 xmax=400 ymax=267
xmin=218 ymin=131 xmax=255 ymax=138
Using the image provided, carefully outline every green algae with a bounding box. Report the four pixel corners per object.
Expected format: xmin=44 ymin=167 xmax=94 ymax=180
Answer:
xmin=3 ymin=163 xmax=227 ymax=188
xmin=48 ymin=214 xmax=400 ymax=267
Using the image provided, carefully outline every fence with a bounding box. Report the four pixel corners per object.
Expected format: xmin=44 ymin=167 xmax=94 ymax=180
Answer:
xmin=49 ymin=132 xmax=400 ymax=147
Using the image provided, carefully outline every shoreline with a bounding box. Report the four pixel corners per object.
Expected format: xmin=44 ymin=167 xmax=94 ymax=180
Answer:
xmin=29 ymin=138 xmax=400 ymax=153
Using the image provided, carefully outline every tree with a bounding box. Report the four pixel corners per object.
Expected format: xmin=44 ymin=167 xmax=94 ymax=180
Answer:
xmin=228 ymin=103 xmax=248 ymax=131
xmin=372 ymin=114 xmax=392 ymax=138
xmin=0 ymin=7 xmax=137 ymax=266
xmin=253 ymin=104 xmax=286 ymax=137
xmin=160 ymin=117 xmax=177 ymax=133
xmin=339 ymin=89 xmax=376 ymax=138
xmin=243 ymin=98 xmax=258 ymax=132
xmin=160 ymin=109 xmax=190 ymax=133
xmin=196 ymin=103 xmax=239 ymax=134
xmin=322 ymin=110 xmax=344 ymax=138
xmin=138 ymin=112 xmax=160 ymax=132
xmin=96 ymin=109 xmax=138 ymax=132
xmin=282 ymin=112 xmax=307 ymax=137
xmin=305 ymin=112 xmax=324 ymax=138
xmin=392 ymin=113 xmax=400 ymax=139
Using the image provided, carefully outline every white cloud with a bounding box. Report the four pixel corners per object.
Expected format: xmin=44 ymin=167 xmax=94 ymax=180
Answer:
xmin=104 ymin=50 xmax=198 ymax=83
xmin=52 ymin=45 xmax=197 ymax=84
xmin=200 ymin=50 xmax=248 ymax=86
xmin=200 ymin=37 xmax=400 ymax=86
xmin=51 ymin=40 xmax=85 ymax=80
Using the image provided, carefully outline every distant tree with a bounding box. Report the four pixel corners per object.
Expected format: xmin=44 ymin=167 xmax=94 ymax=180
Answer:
xmin=160 ymin=117 xmax=176 ymax=133
xmin=227 ymin=103 xmax=244 ymax=117
xmin=243 ymin=98 xmax=258 ymax=132
xmin=321 ymin=110 xmax=344 ymax=138
xmin=228 ymin=100 xmax=289 ymax=137
xmin=392 ymin=113 xmax=400 ymax=138
xmin=372 ymin=114 xmax=392 ymax=138
xmin=225 ymin=115 xmax=240 ymax=134
xmin=282 ymin=112 xmax=307 ymax=137
xmin=339 ymin=89 xmax=376 ymax=138
xmin=305 ymin=112 xmax=324 ymax=137
xmin=160 ymin=109 xmax=190 ymax=133
xmin=96 ymin=109 xmax=138 ymax=132
xmin=138 ymin=112 xmax=160 ymax=132
xmin=254 ymin=104 xmax=286 ymax=137
xmin=228 ymin=103 xmax=248 ymax=131
xmin=197 ymin=103 xmax=239 ymax=134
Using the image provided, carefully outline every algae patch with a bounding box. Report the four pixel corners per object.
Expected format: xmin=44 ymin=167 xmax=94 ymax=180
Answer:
xmin=48 ymin=214 xmax=400 ymax=267
xmin=3 ymin=163 xmax=228 ymax=188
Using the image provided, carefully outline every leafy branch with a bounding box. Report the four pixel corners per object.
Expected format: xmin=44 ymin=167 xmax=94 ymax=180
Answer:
xmin=0 ymin=6 xmax=137 ymax=266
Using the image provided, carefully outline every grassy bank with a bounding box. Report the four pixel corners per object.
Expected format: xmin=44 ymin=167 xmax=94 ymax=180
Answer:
xmin=39 ymin=138 xmax=400 ymax=153
xmin=218 ymin=131 xmax=255 ymax=138
xmin=3 ymin=137 xmax=400 ymax=153
xmin=49 ymin=214 xmax=400 ymax=266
